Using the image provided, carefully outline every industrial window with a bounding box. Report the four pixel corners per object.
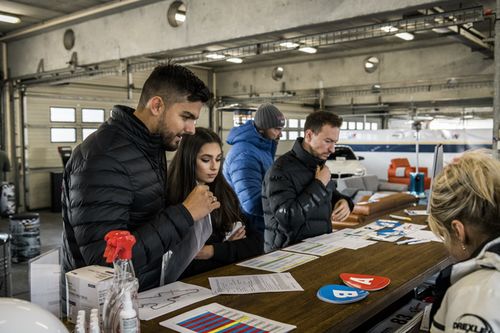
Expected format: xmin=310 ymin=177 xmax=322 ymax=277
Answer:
xmin=82 ymin=108 xmax=105 ymax=123
xmin=281 ymin=132 xmax=287 ymax=140
xmin=288 ymin=131 xmax=299 ymax=140
xmin=341 ymin=122 xmax=347 ymax=130
xmin=233 ymin=110 xmax=253 ymax=126
xmin=50 ymin=107 xmax=76 ymax=122
xmin=51 ymin=128 xmax=76 ymax=142
xmin=287 ymin=119 xmax=299 ymax=128
xmin=348 ymin=122 xmax=356 ymax=130
xmin=356 ymin=122 xmax=364 ymax=130
xmin=371 ymin=122 xmax=378 ymax=130
xmin=82 ymin=128 xmax=98 ymax=140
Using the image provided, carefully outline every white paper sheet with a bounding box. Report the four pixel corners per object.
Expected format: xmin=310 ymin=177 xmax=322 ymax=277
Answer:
xmin=404 ymin=230 xmax=443 ymax=242
xmin=394 ymin=223 xmax=428 ymax=232
xmin=404 ymin=209 xmax=429 ymax=216
xmin=208 ymin=272 xmax=303 ymax=295
xmin=160 ymin=303 xmax=296 ymax=333
xmin=303 ymin=230 xmax=377 ymax=249
xmin=137 ymin=281 xmax=215 ymax=321
xmin=237 ymin=250 xmax=318 ymax=273
xmin=283 ymin=241 xmax=342 ymax=256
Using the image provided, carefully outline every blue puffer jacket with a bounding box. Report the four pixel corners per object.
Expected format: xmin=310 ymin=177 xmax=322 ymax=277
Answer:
xmin=223 ymin=120 xmax=277 ymax=233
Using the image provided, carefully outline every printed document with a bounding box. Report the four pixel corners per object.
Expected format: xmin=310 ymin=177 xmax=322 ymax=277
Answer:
xmin=237 ymin=250 xmax=318 ymax=272
xmin=209 ymin=272 xmax=303 ymax=295
xmin=161 ymin=303 xmax=296 ymax=333
xmin=137 ymin=281 xmax=215 ymax=321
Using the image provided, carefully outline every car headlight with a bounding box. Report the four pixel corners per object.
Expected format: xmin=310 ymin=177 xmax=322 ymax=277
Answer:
xmin=354 ymin=168 xmax=366 ymax=175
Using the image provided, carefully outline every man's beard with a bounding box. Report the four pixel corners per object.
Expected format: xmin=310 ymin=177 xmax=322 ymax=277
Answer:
xmin=158 ymin=112 xmax=181 ymax=151
xmin=163 ymin=131 xmax=180 ymax=151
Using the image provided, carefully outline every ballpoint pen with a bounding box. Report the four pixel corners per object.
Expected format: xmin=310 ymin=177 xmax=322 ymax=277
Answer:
xmin=389 ymin=214 xmax=412 ymax=221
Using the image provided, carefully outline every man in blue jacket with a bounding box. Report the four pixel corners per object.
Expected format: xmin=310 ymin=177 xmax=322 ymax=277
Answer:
xmin=223 ymin=103 xmax=285 ymax=233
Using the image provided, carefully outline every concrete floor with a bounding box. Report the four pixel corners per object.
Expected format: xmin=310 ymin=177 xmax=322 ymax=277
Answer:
xmin=0 ymin=210 xmax=63 ymax=300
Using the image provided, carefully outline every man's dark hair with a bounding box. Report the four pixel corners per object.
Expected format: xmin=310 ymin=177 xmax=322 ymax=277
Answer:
xmin=304 ymin=111 xmax=343 ymax=134
xmin=137 ymin=64 xmax=210 ymax=109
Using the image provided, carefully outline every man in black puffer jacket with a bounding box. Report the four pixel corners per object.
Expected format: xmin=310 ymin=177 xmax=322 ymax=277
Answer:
xmin=262 ymin=111 xmax=354 ymax=252
xmin=62 ymin=64 xmax=220 ymax=291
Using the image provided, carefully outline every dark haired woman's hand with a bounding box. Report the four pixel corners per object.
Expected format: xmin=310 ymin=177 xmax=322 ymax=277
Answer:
xmin=227 ymin=226 xmax=246 ymax=241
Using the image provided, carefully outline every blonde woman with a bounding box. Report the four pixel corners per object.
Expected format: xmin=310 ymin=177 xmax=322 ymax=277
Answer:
xmin=428 ymin=150 xmax=500 ymax=333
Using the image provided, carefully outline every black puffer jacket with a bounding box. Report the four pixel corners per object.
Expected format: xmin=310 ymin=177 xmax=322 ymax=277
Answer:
xmin=262 ymin=138 xmax=353 ymax=252
xmin=62 ymin=105 xmax=194 ymax=291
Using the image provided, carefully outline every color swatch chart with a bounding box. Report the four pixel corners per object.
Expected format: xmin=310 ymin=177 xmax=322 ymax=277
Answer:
xmin=160 ymin=303 xmax=296 ymax=333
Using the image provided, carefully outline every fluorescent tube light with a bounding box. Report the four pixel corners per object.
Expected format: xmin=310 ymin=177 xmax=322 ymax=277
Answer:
xmin=381 ymin=25 xmax=398 ymax=33
xmin=226 ymin=57 xmax=243 ymax=63
xmin=205 ymin=53 xmax=225 ymax=59
xmin=395 ymin=32 xmax=414 ymax=41
xmin=298 ymin=46 xmax=317 ymax=54
xmin=0 ymin=13 xmax=21 ymax=24
xmin=280 ymin=41 xmax=299 ymax=48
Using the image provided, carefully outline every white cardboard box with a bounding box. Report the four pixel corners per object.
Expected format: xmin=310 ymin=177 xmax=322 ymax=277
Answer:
xmin=65 ymin=265 xmax=114 ymax=324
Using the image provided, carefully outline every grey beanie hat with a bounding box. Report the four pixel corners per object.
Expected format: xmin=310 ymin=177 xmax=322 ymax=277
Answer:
xmin=254 ymin=103 xmax=285 ymax=129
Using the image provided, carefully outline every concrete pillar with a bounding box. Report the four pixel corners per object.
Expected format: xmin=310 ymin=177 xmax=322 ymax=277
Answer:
xmin=494 ymin=0 xmax=500 ymax=159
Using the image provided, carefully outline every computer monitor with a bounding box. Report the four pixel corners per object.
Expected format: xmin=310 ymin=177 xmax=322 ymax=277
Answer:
xmin=426 ymin=144 xmax=444 ymax=214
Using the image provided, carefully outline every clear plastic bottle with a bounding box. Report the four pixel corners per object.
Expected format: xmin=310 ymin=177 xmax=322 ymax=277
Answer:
xmin=101 ymin=231 xmax=140 ymax=333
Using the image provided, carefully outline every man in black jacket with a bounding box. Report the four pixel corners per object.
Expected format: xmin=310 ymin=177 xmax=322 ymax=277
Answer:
xmin=62 ymin=64 xmax=220 ymax=291
xmin=262 ymin=111 xmax=354 ymax=252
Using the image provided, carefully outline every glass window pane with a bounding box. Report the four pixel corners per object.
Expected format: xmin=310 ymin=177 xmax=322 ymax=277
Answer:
xmin=281 ymin=132 xmax=287 ymax=140
xmin=300 ymin=131 xmax=305 ymax=137
xmin=82 ymin=128 xmax=98 ymax=140
xmin=348 ymin=121 xmax=355 ymax=130
xmin=51 ymin=128 xmax=76 ymax=142
xmin=341 ymin=122 xmax=347 ymax=130
xmin=288 ymin=131 xmax=299 ymax=140
xmin=288 ymin=119 xmax=299 ymax=128
xmin=356 ymin=122 xmax=364 ymax=130
xmin=50 ymin=107 xmax=75 ymax=122
xmin=82 ymin=108 xmax=105 ymax=123
xmin=300 ymin=119 xmax=306 ymax=128
xmin=371 ymin=122 xmax=378 ymax=130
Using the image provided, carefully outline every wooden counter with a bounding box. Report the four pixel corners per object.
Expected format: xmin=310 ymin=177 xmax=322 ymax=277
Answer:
xmin=141 ymin=209 xmax=450 ymax=333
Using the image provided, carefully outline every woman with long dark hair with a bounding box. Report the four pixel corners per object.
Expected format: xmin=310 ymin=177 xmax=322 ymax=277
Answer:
xmin=167 ymin=127 xmax=263 ymax=277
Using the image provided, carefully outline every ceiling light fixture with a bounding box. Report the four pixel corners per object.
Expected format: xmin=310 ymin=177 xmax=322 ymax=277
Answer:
xmin=0 ymin=13 xmax=21 ymax=24
xmin=380 ymin=25 xmax=398 ymax=33
xmin=432 ymin=27 xmax=450 ymax=33
xmin=205 ymin=53 xmax=225 ymax=59
xmin=167 ymin=1 xmax=187 ymax=27
xmin=174 ymin=12 xmax=186 ymax=22
xmin=226 ymin=57 xmax=243 ymax=63
xmin=280 ymin=41 xmax=300 ymax=48
xmin=395 ymin=32 xmax=414 ymax=41
xmin=298 ymin=46 xmax=317 ymax=54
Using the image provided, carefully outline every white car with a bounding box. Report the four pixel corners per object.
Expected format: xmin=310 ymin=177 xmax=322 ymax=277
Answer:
xmin=325 ymin=145 xmax=367 ymax=178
